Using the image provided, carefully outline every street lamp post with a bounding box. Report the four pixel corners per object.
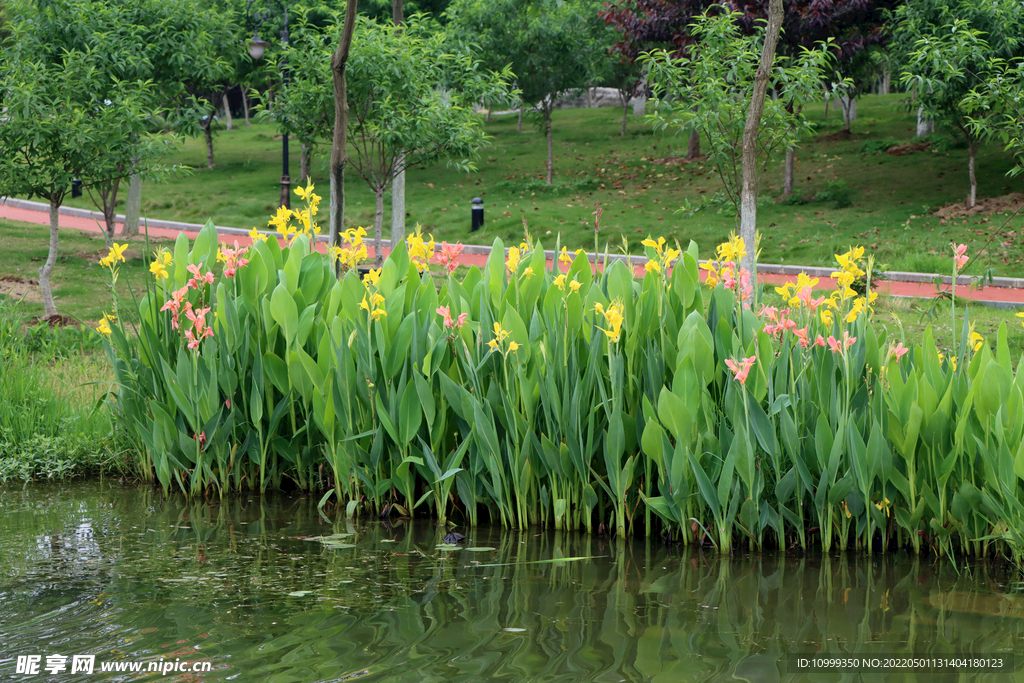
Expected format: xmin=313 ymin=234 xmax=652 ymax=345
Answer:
xmin=246 ymin=0 xmax=291 ymax=210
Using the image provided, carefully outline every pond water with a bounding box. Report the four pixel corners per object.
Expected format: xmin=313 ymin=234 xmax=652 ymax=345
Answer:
xmin=2 ymin=482 xmax=1023 ymax=682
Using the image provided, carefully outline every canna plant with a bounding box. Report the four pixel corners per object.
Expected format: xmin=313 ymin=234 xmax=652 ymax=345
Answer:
xmin=100 ymin=199 xmax=1024 ymax=569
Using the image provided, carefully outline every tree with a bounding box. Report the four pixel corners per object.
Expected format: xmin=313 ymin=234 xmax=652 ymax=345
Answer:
xmin=23 ymin=0 xmax=233 ymax=237
xmin=893 ymin=0 xmax=1024 ymax=208
xmin=643 ymin=10 xmax=831 ymax=251
xmin=448 ymin=0 xmax=608 ymax=185
xmin=288 ymin=13 xmax=510 ymax=266
xmin=0 ymin=44 xmax=166 ymax=316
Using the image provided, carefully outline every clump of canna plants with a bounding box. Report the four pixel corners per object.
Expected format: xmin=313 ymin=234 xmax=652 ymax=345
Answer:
xmin=100 ymin=185 xmax=1024 ymax=570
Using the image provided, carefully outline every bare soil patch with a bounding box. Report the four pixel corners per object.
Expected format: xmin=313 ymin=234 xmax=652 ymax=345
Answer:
xmin=818 ymin=129 xmax=854 ymax=142
xmin=0 ymin=275 xmax=41 ymax=304
xmin=934 ymin=193 xmax=1024 ymax=219
xmin=885 ymin=142 xmax=930 ymax=156
xmin=649 ymin=155 xmax=707 ymax=166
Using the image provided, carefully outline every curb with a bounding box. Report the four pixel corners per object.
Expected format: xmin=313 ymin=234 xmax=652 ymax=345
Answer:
xmin=5 ymin=195 xmax=1024 ymax=293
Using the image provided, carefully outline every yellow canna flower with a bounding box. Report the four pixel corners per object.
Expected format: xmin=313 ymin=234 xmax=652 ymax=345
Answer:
xmin=487 ymin=338 xmax=500 ymax=352
xmin=96 ymin=313 xmax=115 ymax=336
xmin=150 ymin=259 xmax=169 ymax=280
xmin=558 ymin=246 xmax=573 ymax=265
xmin=874 ymin=497 xmax=891 ymax=517
xmin=645 ymin=260 xmax=661 ymax=273
xmin=359 ymin=294 xmax=370 ymax=312
xmin=969 ymin=328 xmax=984 ymax=353
xmin=370 ymin=307 xmax=387 ymax=321
xmin=597 ymin=299 xmax=625 ymax=344
xmin=363 ymin=268 xmax=381 ymax=287
xmin=294 ymin=178 xmax=315 ymax=201
xmin=820 ymin=308 xmax=834 ymax=327
xmin=521 ymin=267 xmax=535 ymax=279
xmin=508 ymin=341 xmax=520 ymax=353
xmin=506 ymin=247 xmax=522 ymax=274
xmin=641 ymin=236 xmax=666 ymax=253
xmin=249 ymin=227 xmax=269 ymax=242
xmin=553 ymin=274 xmax=566 ymax=290
xmin=568 ymin=278 xmax=582 ymax=294
xmin=1017 ymin=311 xmax=1024 ymax=329
xmin=700 ymin=261 xmax=719 ymax=288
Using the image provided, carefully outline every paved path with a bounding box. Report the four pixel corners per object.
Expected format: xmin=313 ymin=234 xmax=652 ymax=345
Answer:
xmin=4 ymin=198 xmax=1024 ymax=306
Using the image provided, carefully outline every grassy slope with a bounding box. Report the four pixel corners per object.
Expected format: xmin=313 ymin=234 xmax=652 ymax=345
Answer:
xmin=50 ymin=93 xmax=1024 ymax=278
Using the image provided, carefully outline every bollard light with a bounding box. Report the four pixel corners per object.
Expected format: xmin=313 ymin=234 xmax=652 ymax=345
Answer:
xmin=71 ymin=179 xmax=82 ymax=198
xmin=471 ymin=197 xmax=484 ymax=232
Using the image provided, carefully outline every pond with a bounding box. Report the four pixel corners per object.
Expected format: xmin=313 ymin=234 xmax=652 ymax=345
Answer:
xmin=2 ymin=482 xmax=1022 ymax=682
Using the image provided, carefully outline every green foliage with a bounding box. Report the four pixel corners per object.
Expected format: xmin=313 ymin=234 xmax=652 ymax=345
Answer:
xmin=102 ymin=219 xmax=1024 ymax=567
xmin=642 ymin=10 xmax=835 ymax=216
xmin=492 ymin=177 xmax=599 ymax=196
xmin=0 ymin=300 xmax=122 ymax=482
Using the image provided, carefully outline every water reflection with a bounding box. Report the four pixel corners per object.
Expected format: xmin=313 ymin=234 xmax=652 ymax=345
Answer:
xmin=0 ymin=482 xmax=1021 ymax=682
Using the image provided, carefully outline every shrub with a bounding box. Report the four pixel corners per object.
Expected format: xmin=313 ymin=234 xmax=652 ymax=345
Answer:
xmin=102 ymin=204 xmax=1024 ymax=567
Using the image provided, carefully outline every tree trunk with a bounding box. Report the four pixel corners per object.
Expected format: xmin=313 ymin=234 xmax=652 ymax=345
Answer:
xmin=374 ymin=186 xmax=385 ymax=268
xmin=388 ymin=0 xmax=406 ymax=248
xmin=40 ymin=194 xmax=61 ymax=318
xmin=968 ymin=139 xmax=977 ymax=209
xmin=222 ymin=91 xmax=233 ymax=131
xmin=879 ymin=68 xmax=890 ymax=95
xmin=823 ymin=93 xmax=829 ymax=118
xmin=621 ymin=100 xmax=629 ymax=137
xmin=121 ymin=172 xmax=141 ymax=237
xmin=687 ymin=129 xmax=700 ymax=159
xmin=916 ymin=106 xmax=934 ymax=137
xmin=242 ymin=87 xmax=251 ymax=128
xmin=840 ymin=95 xmax=856 ymax=132
xmin=392 ymin=153 xmax=406 ymax=247
xmin=203 ymin=118 xmax=214 ymax=168
xmin=783 ymin=148 xmax=795 ymax=196
xmin=300 ymin=142 xmax=310 ymax=182
xmin=485 ymin=98 xmax=491 ymax=123
xmin=739 ymin=0 xmax=783 ymax=281
xmin=329 ymin=0 xmax=359 ymax=277
xmin=102 ymin=180 xmax=118 ymax=244
xmin=518 ymin=96 xmax=524 ymax=133
xmin=545 ymin=104 xmax=553 ymax=186
xmin=633 ymin=74 xmax=647 ymax=116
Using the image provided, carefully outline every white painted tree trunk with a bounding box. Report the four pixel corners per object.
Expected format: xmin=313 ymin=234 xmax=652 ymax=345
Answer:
xmin=740 ymin=0 xmax=784 ymax=281
xmin=839 ymin=96 xmax=856 ymax=130
xmin=222 ymin=92 xmax=233 ymax=131
xmin=300 ymin=143 xmax=310 ymax=182
xmin=968 ymin=140 xmax=977 ymax=209
xmin=121 ymin=172 xmax=142 ymax=237
xmin=545 ymin=106 xmax=554 ymax=186
xmin=40 ymin=196 xmax=60 ymax=318
xmin=916 ymin=106 xmax=934 ymax=137
xmin=783 ymin=148 xmax=795 ymax=196
xmin=632 ymin=75 xmax=647 ymax=117
xmin=392 ymin=153 xmax=406 ymax=246
xmin=374 ymin=187 xmax=385 ymax=268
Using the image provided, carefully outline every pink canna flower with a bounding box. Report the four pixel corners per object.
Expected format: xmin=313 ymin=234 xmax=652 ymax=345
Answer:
xmin=436 ymin=242 xmax=465 ymax=274
xmin=725 ymin=355 xmax=757 ymax=385
xmin=889 ymin=342 xmax=909 ymax=360
xmin=952 ymin=243 xmax=969 ymax=270
xmin=827 ymin=332 xmax=857 ymax=354
xmin=797 ymin=287 xmax=827 ymax=312
xmin=794 ymin=327 xmax=810 ymax=348
xmin=457 ymin=313 xmax=468 ymax=327
xmin=814 ymin=334 xmax=827 ymax=348
xmin=436 ymin=305 xmax=454 ymax=328
xmin=186 ymin=263 xmax=215 ymax=289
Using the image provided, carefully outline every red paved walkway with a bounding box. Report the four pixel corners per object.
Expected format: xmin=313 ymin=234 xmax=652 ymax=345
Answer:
xmin=4 ymin=203 xmax=1024 ymax=305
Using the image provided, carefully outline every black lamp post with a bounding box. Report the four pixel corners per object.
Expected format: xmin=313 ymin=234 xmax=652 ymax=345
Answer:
xmin=246 ymin=0 xmax=291 ymax=210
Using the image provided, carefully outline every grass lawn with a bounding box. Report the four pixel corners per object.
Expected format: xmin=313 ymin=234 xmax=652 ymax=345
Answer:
xmin=0 ymin=218 xmax=171 ymax=324
xmin=44 ymin=93 xmax=1024 ymax=279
